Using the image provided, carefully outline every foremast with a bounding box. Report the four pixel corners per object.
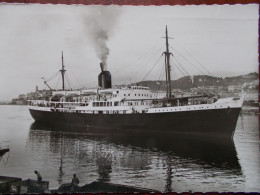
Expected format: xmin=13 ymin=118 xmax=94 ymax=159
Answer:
xmin=60 ymin=51 xmax=66 ymax=91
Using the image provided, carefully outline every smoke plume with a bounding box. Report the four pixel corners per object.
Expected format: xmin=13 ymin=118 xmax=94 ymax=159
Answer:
xmin=83 ymin=6 xmax=121 ymax=71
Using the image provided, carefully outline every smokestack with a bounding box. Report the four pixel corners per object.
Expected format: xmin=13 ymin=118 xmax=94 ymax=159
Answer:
xmin=100 ymin=62 xmax=104 ymax=72
xmin=98 ymin=62 xmax=112 ymax=89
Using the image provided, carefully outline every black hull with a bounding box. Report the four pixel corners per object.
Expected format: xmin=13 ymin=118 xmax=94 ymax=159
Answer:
xmin=29 ymin=107 xmax=241 ymax=138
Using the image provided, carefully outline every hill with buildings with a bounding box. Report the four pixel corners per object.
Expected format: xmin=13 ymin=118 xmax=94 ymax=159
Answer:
xmin=11 ymin=72 xmax=258 ymax=105
xmin=136 ymin=72 xmax=258 ymax=91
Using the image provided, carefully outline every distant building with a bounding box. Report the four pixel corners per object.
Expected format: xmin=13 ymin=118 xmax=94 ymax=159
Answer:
xmin=27 ymin=90 xmax=52 ymax=100
xmin=11 ymin=98 xmax=27 ymax=105
xmin=244 ymin=92 xmax=258 ymax=102
xmin=12 ymin=88 xmax=53 ymax=105
xmin=228 ymin=85 xmax=241 ymax=93
xmin=248 ymin=80 xmax=258 ymax=90
xmin=242 ymin=74 xmax=256 ymax=79
xmin=18 ymin=94 xmax=27 ymax=99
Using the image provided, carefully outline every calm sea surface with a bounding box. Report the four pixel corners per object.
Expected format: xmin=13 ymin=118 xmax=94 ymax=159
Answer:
xmin=0 ymin=105 xmax=259 ymax=192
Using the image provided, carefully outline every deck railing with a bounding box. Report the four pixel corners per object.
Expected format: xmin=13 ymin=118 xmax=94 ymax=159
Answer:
xmin=28 ymin=100 xmax=88 ymax=107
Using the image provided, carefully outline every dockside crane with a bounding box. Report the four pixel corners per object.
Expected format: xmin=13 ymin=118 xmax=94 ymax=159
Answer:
xmin=41 ymin=77 xmax=53 ymax=91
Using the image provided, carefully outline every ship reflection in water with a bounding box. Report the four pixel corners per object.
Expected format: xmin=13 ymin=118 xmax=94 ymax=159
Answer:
xmin=28 ymin=122 xmax=243 ymax=192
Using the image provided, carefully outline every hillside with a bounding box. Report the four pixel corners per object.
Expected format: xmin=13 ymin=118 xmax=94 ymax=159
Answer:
xmin=136 ymin=72 xmax=258 ymax=91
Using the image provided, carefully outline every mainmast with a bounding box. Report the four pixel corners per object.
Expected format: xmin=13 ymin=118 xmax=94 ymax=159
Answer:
xmin=163 ymin=26 xmax=172 ymax=100
xmin=60 ymin=51 xmax=66 ymax=91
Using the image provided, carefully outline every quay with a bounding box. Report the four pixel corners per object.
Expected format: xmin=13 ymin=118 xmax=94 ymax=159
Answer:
xmin=0 ymin=176 xmax=159 ymax=193
xmin=0 ymin=176 xmax=22 ymax=193
xmin=241 ymin=106 xmax=259 ymax=115
xmin=0 ymin=148 xmax=9 ymax=156
xmin=0 ymin=176 xmax=49 ymax=194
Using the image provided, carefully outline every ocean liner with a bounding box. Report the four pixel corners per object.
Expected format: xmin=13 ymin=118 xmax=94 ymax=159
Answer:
xmin=28 ymin=27 xmax=243 ymax=138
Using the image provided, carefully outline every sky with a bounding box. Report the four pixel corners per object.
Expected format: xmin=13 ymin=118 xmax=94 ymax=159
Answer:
xmin=0 ymin=3 xmax=258 ymax=101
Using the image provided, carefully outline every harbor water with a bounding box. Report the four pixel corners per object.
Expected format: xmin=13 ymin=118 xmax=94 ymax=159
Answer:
xmin=0 ymin=105 xmax=259 ymax=192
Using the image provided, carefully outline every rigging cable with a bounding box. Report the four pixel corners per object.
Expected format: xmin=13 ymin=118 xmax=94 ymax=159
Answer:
xmin=45 ymin=71 xmax=60 ymax=82
xmin=41 ymin=71 xmax=60 ymax=90
xmin=152 ymin=60 xmax=165 ymax=92
xmin=66 ymin=66 xmax=82 ymax=89
xmin=65 ymin=74 xmax=72 ymax=90
xmin=54 ymin=74 xmax=62 ymax=89
xmin=170 ymin=46 xmax=207 ymax=75
xmin=141 ymin=55 xmax=164 ymax=82
xmin=124 ymin=47 xmax=164 ymax=85
xmin=158 ymin=62 xmax=166 ymax=81
xmin=133 ymin=47 xmax=164 ymax=83
xmin=121 ymin=54 xmax=164 ymax=97
xmin=170 ymin=58 xmax=177 ymax=92
xmin=172 ymin=57 xmax=190 ymax=76
xmin=171 ymin=59 xmax=186 ymax=77
xmin=170 ymin=61 xmax=182 ymax=96
xmin=114 ymin=37 xmax=163 ymax=75
xmin=154 ymin=54 xmax=165 ymax=81
xmin=175 ymin=41 xmax=213 ymax=76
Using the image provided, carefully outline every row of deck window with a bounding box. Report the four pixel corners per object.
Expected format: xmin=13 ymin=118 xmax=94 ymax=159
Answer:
xmin=112 ymin=94 xmax=151 ymax=97
xmin=92 ymin=101 xmax=120 ymax=107
xmin=127 ymin=102 xmax=150 ymax=106
xmin=78 ymin=110 xmax=126 ymax=114
xmin=92 ymin=101 xmax=150 ymax=107
xmin=132 ymin=87 xmax=148 ymax=90
xmin=123 ymin=94 xmax=151 ymax=97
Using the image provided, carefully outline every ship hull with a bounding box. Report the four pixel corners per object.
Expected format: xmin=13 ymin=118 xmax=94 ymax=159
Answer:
xmin=29 ymin=107 xmax=241 ymax=138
